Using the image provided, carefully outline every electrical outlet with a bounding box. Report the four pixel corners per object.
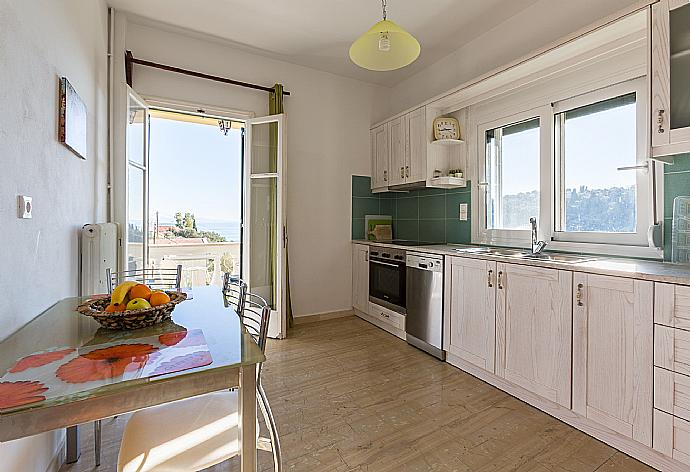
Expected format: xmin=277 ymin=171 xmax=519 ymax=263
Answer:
xmin=18 ymin=195 xmax=32 ymax=219
xmin=458 ymin=203 xmax=468 ymax=221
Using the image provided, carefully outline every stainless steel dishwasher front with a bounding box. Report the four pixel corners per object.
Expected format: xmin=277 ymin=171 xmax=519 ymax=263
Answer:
xmin=405 ymin=252 xmax=444 ymax=360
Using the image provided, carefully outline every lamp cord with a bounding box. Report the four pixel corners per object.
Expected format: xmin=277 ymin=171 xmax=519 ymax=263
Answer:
xmin=382 ymin=0 xmax=387 ymax=20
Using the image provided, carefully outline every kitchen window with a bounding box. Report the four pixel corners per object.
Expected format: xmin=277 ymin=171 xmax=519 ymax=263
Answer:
xmin=553 ymin=79 xmax=651 ymax=247
xmin=485 ymin=117 xmax=540 ymax=231
xmin=476 ymin=78 xmax=657 ymax=255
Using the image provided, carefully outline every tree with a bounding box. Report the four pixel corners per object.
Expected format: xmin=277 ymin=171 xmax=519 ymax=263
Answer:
xmin=174 ymin=212 xmax=183 ymax=229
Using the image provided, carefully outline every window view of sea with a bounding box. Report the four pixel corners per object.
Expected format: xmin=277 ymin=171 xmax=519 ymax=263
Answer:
xmin=197 ymin=221 xmax=241 ymax=242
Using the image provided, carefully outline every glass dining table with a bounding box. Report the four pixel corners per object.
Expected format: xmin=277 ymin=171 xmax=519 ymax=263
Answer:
xmin=0 ymin=285 xmax=265 ymax=472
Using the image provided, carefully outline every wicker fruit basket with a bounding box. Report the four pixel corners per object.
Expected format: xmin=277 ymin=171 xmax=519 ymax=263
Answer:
xmin=77 ymin=292 xmax=187 ymax=330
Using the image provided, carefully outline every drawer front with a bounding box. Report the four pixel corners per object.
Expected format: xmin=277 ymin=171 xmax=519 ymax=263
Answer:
xmin=655 ymin=283 xmax=690 ymax=329
xmin=655 ymin=324 xmax=690 ymax=376
xmin=653 ymin=409 xmax=690 ymax=466
xmin=655 ymin=367 xmax=690 ymax=421
xmin=369 ymin=302 xmax=405 ymax=330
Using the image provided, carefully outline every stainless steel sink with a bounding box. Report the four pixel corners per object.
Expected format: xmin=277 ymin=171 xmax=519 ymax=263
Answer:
xmin=453 ymin=246 xmax=597 ymax=264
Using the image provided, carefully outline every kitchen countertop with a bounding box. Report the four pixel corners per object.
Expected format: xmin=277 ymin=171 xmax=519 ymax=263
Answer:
xmin=353 ymin=240 xmax=690 ymax=286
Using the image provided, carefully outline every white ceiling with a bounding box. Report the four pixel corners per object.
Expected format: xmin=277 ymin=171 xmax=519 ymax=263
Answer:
xmin=107 ymin=0 xmax=543 ymax=86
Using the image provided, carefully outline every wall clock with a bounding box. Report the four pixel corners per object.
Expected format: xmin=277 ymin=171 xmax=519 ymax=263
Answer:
xmin=433 ymin=116 xmax=461 ymax=140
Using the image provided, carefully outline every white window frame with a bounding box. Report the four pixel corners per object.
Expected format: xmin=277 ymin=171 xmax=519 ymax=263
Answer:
xmin=551 ymin=78 xmax=652 ymax=248
xmin=477 ymin=106 xmax=553 ymax=247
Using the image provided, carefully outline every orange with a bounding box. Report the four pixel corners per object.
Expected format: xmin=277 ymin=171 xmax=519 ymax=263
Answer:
xmin=149 ymin=291 xmax=171 ymax=307
xmin=105 ymin=304 xmax=125 ymax=313
xmin=129 ymin=284 xmax=152 ymax=301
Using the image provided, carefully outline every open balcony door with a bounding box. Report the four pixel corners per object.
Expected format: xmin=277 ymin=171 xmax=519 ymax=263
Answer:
xmin=243 ymin=114 xmax=287 ymax=339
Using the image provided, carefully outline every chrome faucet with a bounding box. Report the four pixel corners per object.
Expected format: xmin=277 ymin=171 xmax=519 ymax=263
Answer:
xmin=530 ymin=217 xmax=547 ymax=255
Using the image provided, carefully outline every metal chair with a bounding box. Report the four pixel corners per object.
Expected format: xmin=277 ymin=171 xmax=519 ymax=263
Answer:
xmin=116 ymin=291 xmax=283 ymax=472
xmin=222 ymin=272 xmax=247 ymax=316
xmin=106 ymin=265 xmax=183 ymax=293
xmin=92 ymin=265 xmax=183 ymax=466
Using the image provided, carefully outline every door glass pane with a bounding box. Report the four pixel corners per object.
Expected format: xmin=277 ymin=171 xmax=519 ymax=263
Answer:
xmin=127 ymin=165 xmax=145 ymax=271
xmin=485 ymin=118 xmax=540 ymax=230
xmin=670 ymin=3 xmax=690 ymax=130
xmin=249 ymin=122 xmax=277 ymax=174
xmin=249 ymin=177 xmax=277 ymax=309
xmin=128 ymin=98 xmax=146 ymax=166
xmin=558 ymin=93 xmax=637 ymax=233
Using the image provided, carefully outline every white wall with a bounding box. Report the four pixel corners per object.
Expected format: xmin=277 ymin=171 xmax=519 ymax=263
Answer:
xmin=124 ymin=20 xmax=389 ymax=318
xmin=386 ymin=0 xmax=640 ymax=116
xmin=0 ymin=0 xmax=109 ymax=470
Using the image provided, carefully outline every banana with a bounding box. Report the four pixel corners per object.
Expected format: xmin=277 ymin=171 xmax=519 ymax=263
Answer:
xmin=111 ymin=281 xmax=138 ymax=306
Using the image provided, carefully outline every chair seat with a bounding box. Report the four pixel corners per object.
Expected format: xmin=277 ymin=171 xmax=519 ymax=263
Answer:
xmin=118 ymin=391 xmax=257 ymax=472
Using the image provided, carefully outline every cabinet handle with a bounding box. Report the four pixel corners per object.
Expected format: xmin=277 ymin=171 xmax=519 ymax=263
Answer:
xmin=497 ymin=271 xmax=503 ymax=290
xmin=381 ymin=312 xmax=389 ymax=319
xmin=400 ymin=167 xmax=404 ymax=178
xmin=405 ymin=165 xmax=410 ymax=177
xmin=365 ymin=251 xmax=368 ymax=262
xmin=488 ymin=269 xmax=494 ymax=288
xmin=383 ymin=170 xmax=387 ymax=182
xmin=576 ymin=283 xmax=584 ymax=307
xmin=658 ymin=109 xmax=666 ymax=134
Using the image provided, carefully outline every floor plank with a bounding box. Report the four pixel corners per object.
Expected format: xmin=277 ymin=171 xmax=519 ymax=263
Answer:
xmin=59 ymin=316 xmax=655 ymax=472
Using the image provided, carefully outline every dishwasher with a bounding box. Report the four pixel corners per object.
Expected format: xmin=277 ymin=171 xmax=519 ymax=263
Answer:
xmin=405 ymin=252 xmax=445 ymax=360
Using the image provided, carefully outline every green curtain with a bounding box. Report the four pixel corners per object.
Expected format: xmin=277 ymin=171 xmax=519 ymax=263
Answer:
xmin=269 ymin=84 xmax=294 ymax=329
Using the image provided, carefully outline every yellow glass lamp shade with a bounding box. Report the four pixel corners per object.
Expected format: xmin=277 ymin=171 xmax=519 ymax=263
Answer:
xmin=349 ymin=19 xmax=420 ymax=71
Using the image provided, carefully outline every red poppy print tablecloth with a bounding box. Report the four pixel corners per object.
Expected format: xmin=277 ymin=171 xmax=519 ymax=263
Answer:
xmin=0 ymin=330 xmax=212 ymax=411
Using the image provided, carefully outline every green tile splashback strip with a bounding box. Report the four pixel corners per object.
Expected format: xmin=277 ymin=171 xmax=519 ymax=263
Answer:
xmin=351 ymin=175 xmax=473 ymax=244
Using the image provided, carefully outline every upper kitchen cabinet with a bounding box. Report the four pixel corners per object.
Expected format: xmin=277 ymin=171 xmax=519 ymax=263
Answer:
xmin=370 ymin=105 xmax=468 ymax=191
xmin=370 ymin=123 xmax=389 ymax=192
xmin=651 ymin=0 xmax=690 ymax=159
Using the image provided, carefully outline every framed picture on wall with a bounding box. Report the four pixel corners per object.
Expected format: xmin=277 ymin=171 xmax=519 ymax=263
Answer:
xmin=58 ymin=77 xmax=87 ymax=159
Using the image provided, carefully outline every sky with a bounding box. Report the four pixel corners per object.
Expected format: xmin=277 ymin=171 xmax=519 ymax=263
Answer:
xmin=499 ymin=102 xmax=637 ymax=197
xmin=148 ymin=117 xmax=243 ymax=224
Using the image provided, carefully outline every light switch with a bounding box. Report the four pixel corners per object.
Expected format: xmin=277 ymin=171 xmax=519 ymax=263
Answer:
xmin=18 ymin=195 xmax=32 ymax=219
xmin=458 ymin=203 xmax=468 ymax=221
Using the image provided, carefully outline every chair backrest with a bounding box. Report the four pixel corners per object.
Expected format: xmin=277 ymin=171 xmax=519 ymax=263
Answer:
xmin=241 ymin=292 xmax=271 ymax=354
xmin=106 ymin=265 xmax=182 ymax=293
xmin=222 ymin=273 xmax=247 ymax=315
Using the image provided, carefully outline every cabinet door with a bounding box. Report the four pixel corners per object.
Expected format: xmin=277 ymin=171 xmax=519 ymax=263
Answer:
xmin=651 ymin=0 xmax=690 ymax=153
xmin=405 ymin=107 xmax=426 ymax=184
xmin=352 ymin=244 xmax=369 ymax=313
xmin=445 ymin=257 xmax=496 ymax=372
xmin=495 ymin=263 xmax=572 ymax=407
xmin=572 ymin=274 xmax=653 ymax=446
xmin=370 ymin=124 xmax=389 ymax=189
xmin=388 ymin=116 xmax=406 ymax=186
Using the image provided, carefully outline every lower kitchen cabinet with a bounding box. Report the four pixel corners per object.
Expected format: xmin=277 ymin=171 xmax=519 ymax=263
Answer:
xmin=352 ymin=244 xmax=369 ymax=314
xmin=654 ymin=409 xmax=690 ymax=466
xmin=572 ymin=273 xmax=654 ymax=446
xmin=495 ymin=263 xmax=573 ymax=408
xmin=445 ymin=256 xmax=497 ymax=372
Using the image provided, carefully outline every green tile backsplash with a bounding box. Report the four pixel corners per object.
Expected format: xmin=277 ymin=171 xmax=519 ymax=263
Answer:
xmin=664 ymin=153 xmax=690 ymax=260
xmin=351 ymin=175 xmax=472 ymax=243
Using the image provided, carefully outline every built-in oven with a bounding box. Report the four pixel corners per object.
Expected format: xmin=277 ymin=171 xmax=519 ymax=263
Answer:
xmin=369 ymin=247 xmax=406 ymax=314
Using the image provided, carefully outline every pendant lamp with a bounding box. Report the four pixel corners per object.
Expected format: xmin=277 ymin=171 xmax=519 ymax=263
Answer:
xmin=349 ymin=0 xmax=420 ymax=71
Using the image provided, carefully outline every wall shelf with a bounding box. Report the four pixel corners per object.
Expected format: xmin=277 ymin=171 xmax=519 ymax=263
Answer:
xmin=431 ymin=138 xmax=464 ymax=146
xmin=428 ymin=176 xmax=466 ymax=189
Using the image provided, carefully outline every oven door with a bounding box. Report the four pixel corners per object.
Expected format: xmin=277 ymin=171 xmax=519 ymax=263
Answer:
xmin=369 ymin=257 xmax=406 ymax=313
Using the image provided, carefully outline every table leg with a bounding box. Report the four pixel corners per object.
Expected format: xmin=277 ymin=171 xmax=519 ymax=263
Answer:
xmin=239 ymin=364 xmax=257 ymax=472
xmin=65 ymin=425 xmax=80 ymax=463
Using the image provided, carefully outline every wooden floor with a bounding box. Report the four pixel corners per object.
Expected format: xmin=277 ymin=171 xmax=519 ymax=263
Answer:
xmin=60 ymin=316 xmax=656 ymax=472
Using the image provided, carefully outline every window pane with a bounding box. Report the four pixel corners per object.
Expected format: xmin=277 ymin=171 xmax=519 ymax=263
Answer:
xmin=127 ymin=165 xmax=145 ymax=271
xmin=485 ymin=118 xmax=540 ymax=230
xmin=559 ymin=93 xmax=637 ymax=233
